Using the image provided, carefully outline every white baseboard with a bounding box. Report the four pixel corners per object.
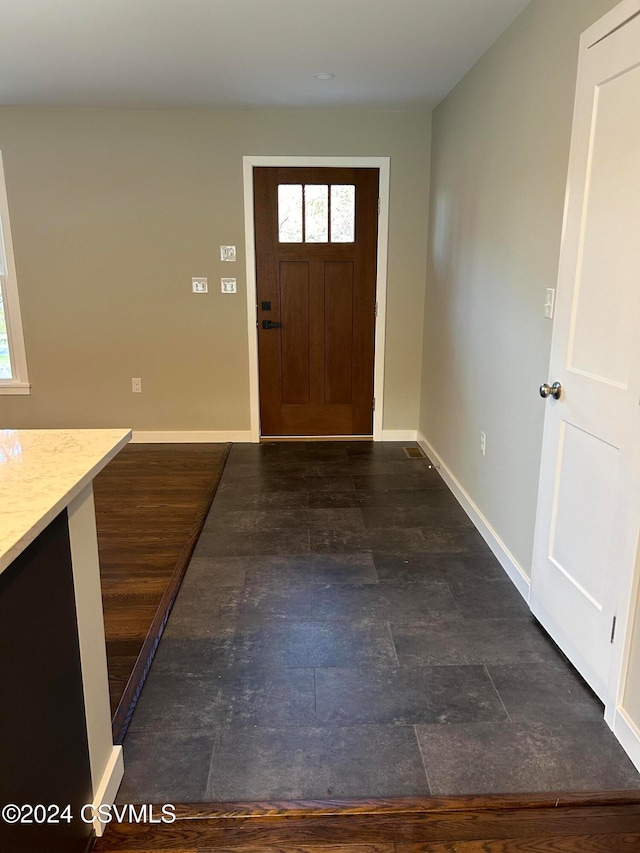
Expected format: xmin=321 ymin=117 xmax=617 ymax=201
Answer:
xmin=417 ymin=432 xmax=531 ymax=602
xmin=132 ymin=430 xmax=253 ymax=443
xmin=613 ymin=707 xmax=640 ymax=773
xmin=91 ymin=745 xmax=124 ymax=837
xmin=381 ymin=430 xmax=418 ymax=442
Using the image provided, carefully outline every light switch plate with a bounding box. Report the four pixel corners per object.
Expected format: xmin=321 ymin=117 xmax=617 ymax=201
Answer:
xmin=220 ymin=245 xmax=237 ymax=262
xmin=192 ymin=277 xmax=208 ymax=293
xmin=221 ymin=278 xmax=237 ymax=294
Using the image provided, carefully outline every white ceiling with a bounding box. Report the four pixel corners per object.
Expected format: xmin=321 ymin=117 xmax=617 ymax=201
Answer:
xmin=0 ymin=0 xmax=531 ymax=109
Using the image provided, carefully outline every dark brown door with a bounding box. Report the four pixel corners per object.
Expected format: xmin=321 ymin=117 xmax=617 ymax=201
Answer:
xmin=254 ymin=167 xmax=379 ymax=436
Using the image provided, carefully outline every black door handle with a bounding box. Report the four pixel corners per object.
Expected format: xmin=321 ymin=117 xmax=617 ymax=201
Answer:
xmin=262 ymin=320 xmax=283 ymax=329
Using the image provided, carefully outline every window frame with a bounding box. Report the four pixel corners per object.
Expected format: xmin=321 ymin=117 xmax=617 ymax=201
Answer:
xmin=277 ymin=182 xmax=357 ymax=245
xmin=0 ymin=150 xmax=30 ymax=395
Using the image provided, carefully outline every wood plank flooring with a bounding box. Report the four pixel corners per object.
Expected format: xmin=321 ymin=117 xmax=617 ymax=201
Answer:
xmin=92 ymin=793 xmax=640 ymax=851
xmin=93 ymin=443 xmax=230 ymax=742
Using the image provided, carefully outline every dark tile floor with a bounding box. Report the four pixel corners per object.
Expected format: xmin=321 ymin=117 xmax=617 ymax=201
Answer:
xmin=117 ymin=441 xmax=640 ymax=802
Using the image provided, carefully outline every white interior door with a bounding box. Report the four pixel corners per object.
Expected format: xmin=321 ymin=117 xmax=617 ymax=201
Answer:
xmin=530 ymin=6 xmax=640 ymax=706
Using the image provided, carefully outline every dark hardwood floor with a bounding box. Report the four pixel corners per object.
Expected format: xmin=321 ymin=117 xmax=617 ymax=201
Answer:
xmin=92 ymin=442 xmax=230 ymax=741
xmin=92 ymin=792 xmax=640 ymax=851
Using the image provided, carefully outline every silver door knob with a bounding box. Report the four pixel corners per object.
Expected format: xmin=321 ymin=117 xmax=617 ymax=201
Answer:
xmin=540 ymin=382 xmax=562 ymax=400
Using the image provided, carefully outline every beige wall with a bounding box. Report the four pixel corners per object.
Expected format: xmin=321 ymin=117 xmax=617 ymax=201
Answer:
xmin=418 ymin=0 xmax=619 ymax=575
xmin=0 ymin=108 xmax=430 ymax=433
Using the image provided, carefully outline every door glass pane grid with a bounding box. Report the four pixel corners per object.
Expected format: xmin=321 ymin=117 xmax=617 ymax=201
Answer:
xmin=278 ymin=183 xmax=355 ymax=244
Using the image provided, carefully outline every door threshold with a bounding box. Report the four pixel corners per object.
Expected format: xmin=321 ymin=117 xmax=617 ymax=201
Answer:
xmin=260 ymin=435 xmax=374 ymax=442
xmin=93 ymin=790 xmax=640 ymax=851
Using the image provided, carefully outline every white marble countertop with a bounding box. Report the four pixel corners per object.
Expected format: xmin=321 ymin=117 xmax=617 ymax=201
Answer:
xmin=0 ymin=429 xmax=131 ymax=574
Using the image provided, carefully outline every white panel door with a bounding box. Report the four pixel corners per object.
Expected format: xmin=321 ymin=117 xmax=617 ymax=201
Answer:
xmin=530 ymin=7 xmax=640 ymax=705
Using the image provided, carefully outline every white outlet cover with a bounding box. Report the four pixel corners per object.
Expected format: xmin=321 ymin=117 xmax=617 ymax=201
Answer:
xmin=221 ymin=277 xmax=237 ymax=294
xmin=192 ymin=277 xmax=208 ymax=293
xmin=220 ymin=245 xmax=237 ymax=262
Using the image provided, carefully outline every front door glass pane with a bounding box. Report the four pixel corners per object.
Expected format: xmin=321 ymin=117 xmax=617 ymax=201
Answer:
xmin=278 ymin=184 xmax=303 ymax=242
xmin=330 ymin=185 xmax=355 ymax=242
xmin=305 ymin=185 xmax=329 ymax=243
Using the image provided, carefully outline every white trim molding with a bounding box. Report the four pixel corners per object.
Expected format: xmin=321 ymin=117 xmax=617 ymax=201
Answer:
xmin=90 ymin=746 xmax=124 ymax=837
xmin=132 ymin=430 xmax=252 ymax=443
xmin=613 ymin=707 xmax=640 ymax=773
xmin=242 ymin=155 xmax=391 ymax=443
xmin=417 ymin=432 xmax=531 ymax=602
xmin=0 ymin=381 xmax=30 ymax=395
xmin=0 ymin=150 xmax=30 ymax=394
xmin=583 ymin=0 xmax=640 ymax=49
xmin=67 ymin=484 xmax=125 ymax=838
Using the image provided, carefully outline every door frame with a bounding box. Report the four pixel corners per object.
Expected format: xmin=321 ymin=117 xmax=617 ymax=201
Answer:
xmin=591 ymin=0 xmax=640 ymax=759
xmin=242 ymin=155 xmax=390 ymax=442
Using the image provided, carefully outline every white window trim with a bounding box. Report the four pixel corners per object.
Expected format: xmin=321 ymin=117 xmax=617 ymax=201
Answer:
xmin=0 ymin=151 xmax=30 ymax=395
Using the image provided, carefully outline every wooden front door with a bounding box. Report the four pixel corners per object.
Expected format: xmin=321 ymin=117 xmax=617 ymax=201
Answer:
xmin=254 ymin=167 xmax=378 ymax=436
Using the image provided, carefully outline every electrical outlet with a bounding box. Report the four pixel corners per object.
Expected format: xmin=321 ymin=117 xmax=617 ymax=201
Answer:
xmin=480 ymin=431 xmax=486 ymax=456
xmin=221 ymin=278 xmax=237 ymax=294
xmin=192 ymin=277 xmax=208 ymax=293
xmin=132 ymin=378 xmax=142 ymax=393
xmin=220 ymin=245 xmax=237 ymax=262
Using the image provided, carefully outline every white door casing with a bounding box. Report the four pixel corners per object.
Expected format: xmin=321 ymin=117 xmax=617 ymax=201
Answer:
xmin=530 ymin=3 xmax=640 ymax=712
xmin=242 ymin=156 xmax=390 ymax=443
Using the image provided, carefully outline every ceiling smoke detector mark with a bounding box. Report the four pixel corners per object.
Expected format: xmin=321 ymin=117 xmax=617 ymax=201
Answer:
xmin=220 ymin=245 xmax=237 ymax=262
xmin=314 ymin=72 xmax=335 ymax=81
xmin=221 ymin=278 xmax=237 ymax=294
xmin=403 ymin=446 xmax=426 ymax=459
xmin=192 ymin=277 xmax=208 ymax=293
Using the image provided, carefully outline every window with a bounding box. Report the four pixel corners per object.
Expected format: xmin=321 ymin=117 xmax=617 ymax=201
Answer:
xmin=0 ymin=151 xmax=29 ymax=394
xmin=278 ymin=183 xmax=355 ymax=244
